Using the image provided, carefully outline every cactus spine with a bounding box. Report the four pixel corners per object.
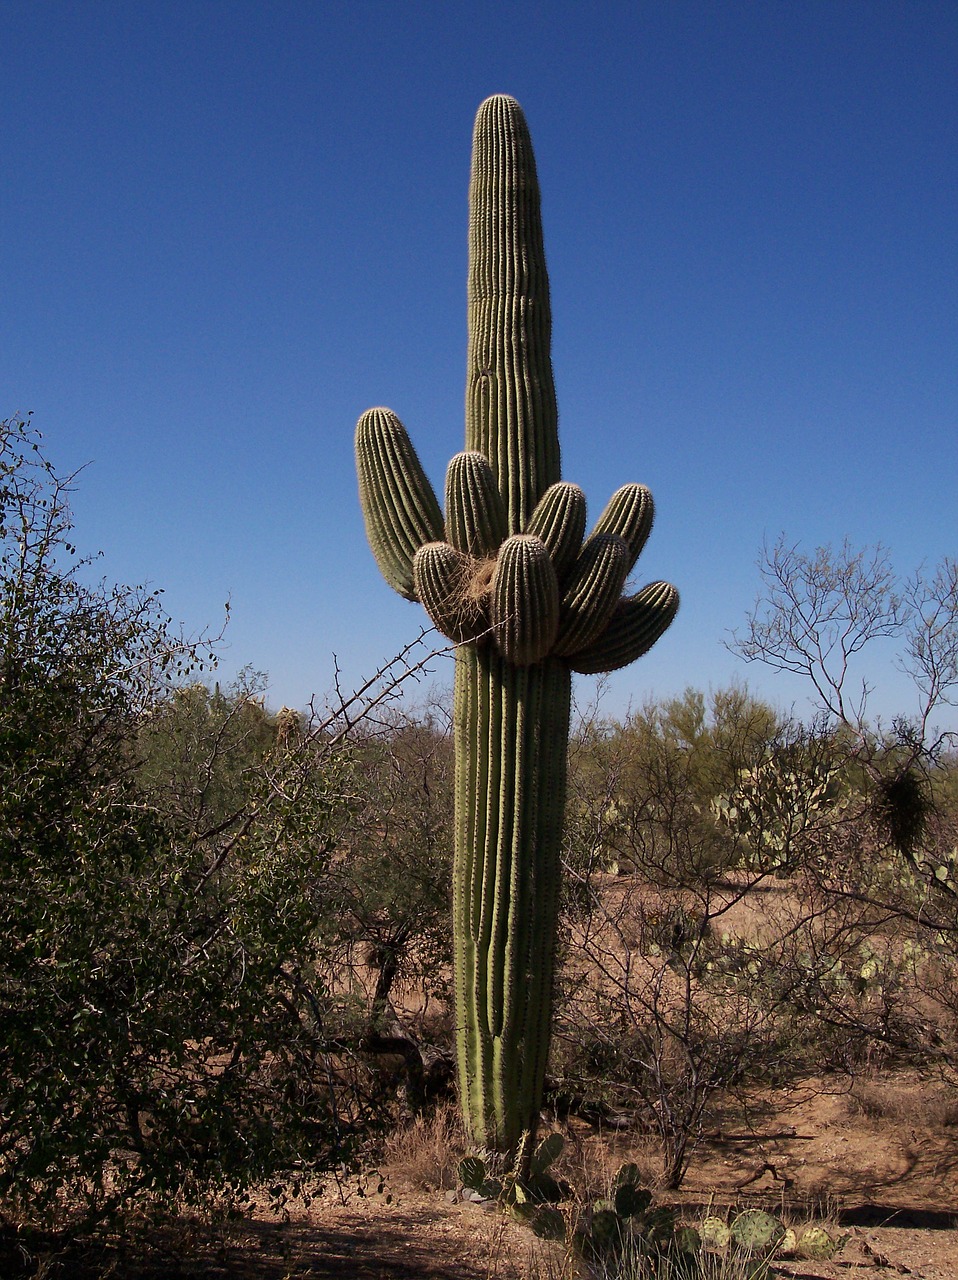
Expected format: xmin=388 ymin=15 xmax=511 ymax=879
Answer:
xmin=355 ymin=95 xmax=678 ymax=1167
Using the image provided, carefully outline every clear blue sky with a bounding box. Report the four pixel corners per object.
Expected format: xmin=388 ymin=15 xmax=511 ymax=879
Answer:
xmin=4 ymin=1 xmax=956 ymax=728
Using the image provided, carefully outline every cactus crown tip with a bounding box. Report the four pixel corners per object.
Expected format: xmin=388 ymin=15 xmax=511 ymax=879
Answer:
xmin=476 ymin=93 xmax=525 ymax=121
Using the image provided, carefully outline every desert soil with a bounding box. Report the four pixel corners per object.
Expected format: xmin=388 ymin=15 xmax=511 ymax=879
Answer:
xmin=10 ymin=1070 xmax=958 ymax=1279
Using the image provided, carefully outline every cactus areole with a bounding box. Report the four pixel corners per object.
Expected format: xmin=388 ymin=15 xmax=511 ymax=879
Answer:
xmin=355 ymin=95 xmax=679 ymax=1168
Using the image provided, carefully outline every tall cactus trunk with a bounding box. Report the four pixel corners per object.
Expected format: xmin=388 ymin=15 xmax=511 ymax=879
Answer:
xmin=453 ymin=647 xmax=569 ymax=1164
xmin=354 ymin=94 xmax=678 ymax=1174
xmin=453 ymin=96 xmax=564 ymax=1168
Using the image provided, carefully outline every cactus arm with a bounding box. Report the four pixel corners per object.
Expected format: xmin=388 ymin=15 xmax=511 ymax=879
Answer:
xmin=412 ymin=541 xmax=488 ymax=643
xmin=569 ymin=581 xmax=680 ymax=674
xmin=445 ymin=451 xmax=509 ymax=557
xmin=590 ymin=483 xmax=655 ymax=574
xmin=553 ymin=533 xmax=630 ymax=656
xmin=491 ymin=535 xmax=560 ymax=666
xmin=355 ymin=407 xmax=444 ymax=600
xmin=524 ymin=482 xmax=587 ymax=583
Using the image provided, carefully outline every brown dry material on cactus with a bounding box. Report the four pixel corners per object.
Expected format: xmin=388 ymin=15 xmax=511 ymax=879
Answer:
xmin=354 ymin=93 xmax=678 ymax=1168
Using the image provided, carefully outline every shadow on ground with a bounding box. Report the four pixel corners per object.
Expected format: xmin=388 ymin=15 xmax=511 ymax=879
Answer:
xmin=3 ymin=1210 xmax=523 ymax=1280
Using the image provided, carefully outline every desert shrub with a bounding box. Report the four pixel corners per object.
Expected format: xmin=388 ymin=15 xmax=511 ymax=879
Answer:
xmin=381 ymin=1101 xmax=465 ymax=1191
xmin=564 ymin=688 xmax=787 ymax=886
xmin=136 ymin=666 xmax=281 ymax=835
xmin=0 ymin=416 xmax=395 ymax=1227
xmin=333 ymin=705 xmax=454 ymax=1028
xmin=553 ymin=876 xmax=815 ymax=1189
xmin=554 ymin=680 xmax=947 ymax=1187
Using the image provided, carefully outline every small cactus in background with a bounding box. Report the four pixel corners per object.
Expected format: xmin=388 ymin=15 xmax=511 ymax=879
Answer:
xmin=458 ymin=1157 xmax=849 ymax=1276
xmin=457 ymin=1135 xmax=565 ymax=1198
xmin=794 ymin=1224 xmax=850 ymax=1260
xmin=355 ymin=95 xmax=678 ymax=1167
xmin=729 ymin=1209 xmax=786 ymax=1255
xmin=574 ymin=1164 xmax=691 ymax=1273
xmin=711 ymin=747 xmax=842 ymax=876
xmin=701 ymin=1209 xmax=847 ymax=1277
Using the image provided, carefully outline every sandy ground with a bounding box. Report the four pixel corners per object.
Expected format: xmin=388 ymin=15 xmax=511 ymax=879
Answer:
xmin=14 ymin=1068 xmax=956 ymax=1279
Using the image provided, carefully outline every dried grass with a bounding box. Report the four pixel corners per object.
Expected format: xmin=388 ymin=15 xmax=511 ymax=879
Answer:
xmin=381 ymin=1102 xmax=466 ymax=1192
xmin=847 ymin=1077 xmax=958 ymax=1129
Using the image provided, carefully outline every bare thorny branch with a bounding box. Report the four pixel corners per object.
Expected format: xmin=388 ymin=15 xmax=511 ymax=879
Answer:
xmin=731 ymin=536 xmax=957 ymax=770
xmin=191 ymin=628 xmax=454 ymax=893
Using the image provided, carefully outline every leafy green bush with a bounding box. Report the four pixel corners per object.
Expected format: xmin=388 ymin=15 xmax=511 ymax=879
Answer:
xmin=0 ymin=416 xmax=386 ymax=1227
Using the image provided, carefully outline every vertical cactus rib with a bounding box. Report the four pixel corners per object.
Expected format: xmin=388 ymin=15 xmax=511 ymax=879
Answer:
xmin=466 ymin=95 xmax=560 ymax=532
xmin=452 ymin=645 xmax=482 ymax=1138
xmin=445 ymin=451 xmax=509 ymax=557
xmin=355 ymin=94 xmax=678 ymax=1170
xmin=356 ymin=408 xmax=444 ymax=599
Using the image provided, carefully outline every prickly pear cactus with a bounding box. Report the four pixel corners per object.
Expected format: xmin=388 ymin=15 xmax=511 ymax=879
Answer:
xmin=730 ymin=1209 xmax=786 ymax=1254
xmin=355 ymin=95 xmax=678 ymax=1166
xmin=795 ymin=1225 xmax=850 ymax=1260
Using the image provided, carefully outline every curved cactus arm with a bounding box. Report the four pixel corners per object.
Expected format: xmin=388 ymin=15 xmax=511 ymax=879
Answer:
xmin=467 ymin=95 xmax=560 ymax=532
xmin=491 ymin=535 xmax=560 ymax=666
xmin=524 ymin=482 xmax=587 ymax=584
xmin=445 ymin=451 xmax=509 ymax=557
xmin=568 ymin=581 xmax=679 ymax=674
xmin=413 ymin=541 xmax=489 ymax=643
xmin=356 ymin=407 xmax=444 ymax=600
xmin=554 ymin=533 xmax=630 ymax=656
xmin=590 ymin=483 xmax=654 ymax=575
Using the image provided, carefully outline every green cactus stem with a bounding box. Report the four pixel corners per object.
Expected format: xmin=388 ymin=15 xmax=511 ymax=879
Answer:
xmin=445 ymin=452 xmax=508 ymax=557
xmin=526 ymin=482 xmax=587 ymax=581
xmin=466 ymin=95 xmax=559 ymax=533
xmin=730 ymin=1210 xmax=786 ymax=1255
xmin=554 ymin=533 xmax=630 ymax=656
xmin=355 ymin=94 xmax=679 ymax=1168
xmin=356 ymin=407 xmax=444 ymax=600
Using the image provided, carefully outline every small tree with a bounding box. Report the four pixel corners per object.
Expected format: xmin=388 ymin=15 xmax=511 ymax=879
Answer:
xmin=554 ymin=682 xmax=939 ymax=1187
xmin=729 ymin=536 xmax=958 ymax=1066
xmin=733 ymin=536 xmax=957 ymax=763
xmin=0 ymin=415 xmax=421 ymax=1228
xmin=557 ymin=690 xmax=826 ymax=1187
xmin=136 ymin=668 xmax=279 ymax=837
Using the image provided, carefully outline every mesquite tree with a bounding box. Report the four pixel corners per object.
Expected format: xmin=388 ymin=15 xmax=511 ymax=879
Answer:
xmin=355 ymin=95 xmax=678 ymax=1166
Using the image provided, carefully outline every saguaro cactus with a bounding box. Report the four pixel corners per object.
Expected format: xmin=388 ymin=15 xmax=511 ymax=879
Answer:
xmin=356 ymin=95 xmax=678 ymax=1167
